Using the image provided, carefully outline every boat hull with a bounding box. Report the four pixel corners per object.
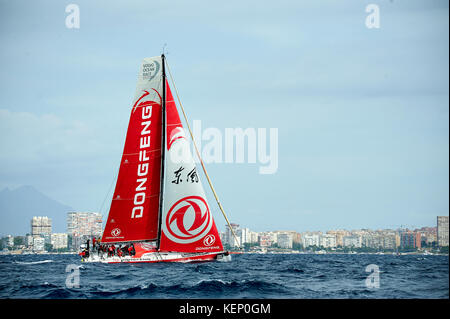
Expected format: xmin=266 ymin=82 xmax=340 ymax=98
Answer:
xmin=82 ymin=251 xmax=229 ymax=264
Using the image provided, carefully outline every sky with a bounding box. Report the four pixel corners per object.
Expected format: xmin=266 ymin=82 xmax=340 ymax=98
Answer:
xmin=0 ymin=0 xmax=448 ymax=233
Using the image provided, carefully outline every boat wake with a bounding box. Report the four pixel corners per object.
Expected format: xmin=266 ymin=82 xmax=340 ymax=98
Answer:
xmin=14 ymin=260 xmax=54 ymax=265
xmin=217 ymin=255 xmax=232 ymax=262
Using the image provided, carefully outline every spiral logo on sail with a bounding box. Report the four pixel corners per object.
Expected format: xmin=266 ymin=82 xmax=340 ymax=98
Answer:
xmin=168 ymin=126 xmax=186 ymax=150
xmin=111 ymin=228 xmax=121 ymax=237
xmin=164 ymin=196 xmax=213 ymax=244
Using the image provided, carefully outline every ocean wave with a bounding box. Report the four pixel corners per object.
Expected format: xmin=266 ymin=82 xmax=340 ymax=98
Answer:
xmin=87 ymin=279 xmax=290 ymax=298
xmin=282 ymin=266 xmax=305 ymax=273
xmin=190 ymin=278 xmax=290 ymax=295
xmin=1 ymin=253 xmax=447 ymax=299
xmin=18 ymin=282 xmax=60 ymax=291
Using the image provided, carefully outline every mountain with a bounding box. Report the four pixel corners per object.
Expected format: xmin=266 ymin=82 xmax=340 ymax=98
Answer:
xmin=0 ymin=185 xmax=72 ymax=236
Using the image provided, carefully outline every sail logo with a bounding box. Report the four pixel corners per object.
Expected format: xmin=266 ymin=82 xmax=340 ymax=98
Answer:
xmin=164 ymin=196 xmax=213 ymax=244
xmin=203 ymin=234 xmax=216 ymax=246
xmin=131 ymin=89 xmax=161 ymax=219
xmin=142 ymin=61 xmax=160 ymax=82
xmin=111 ymin=228 xmax=121 ymax=237
xmin=168 ymin=126 xmax=186 ymax=150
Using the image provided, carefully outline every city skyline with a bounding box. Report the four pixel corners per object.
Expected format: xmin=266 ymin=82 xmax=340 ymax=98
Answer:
xmin=0 ymin=183 xmax=448 ymax=237
xmin=2 ymin=214 xmax=448 ymax=254
xmin=2 ymin=212 xmax=449 ymax=250
xmin=0 ymin=182 xmax=449 ymax=237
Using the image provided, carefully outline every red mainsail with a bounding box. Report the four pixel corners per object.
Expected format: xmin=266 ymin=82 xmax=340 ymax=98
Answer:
xmin=102 ymin=57 xmax=163 ymax=243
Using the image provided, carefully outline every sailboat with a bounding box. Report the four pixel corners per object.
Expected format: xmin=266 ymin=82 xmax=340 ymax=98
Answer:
xmin=84 ymin=55 xmax=236 ymax=263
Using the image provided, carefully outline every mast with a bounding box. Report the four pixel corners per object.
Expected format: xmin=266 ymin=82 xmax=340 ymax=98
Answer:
xmin=157 ymin=54 xmax=166 ymax=250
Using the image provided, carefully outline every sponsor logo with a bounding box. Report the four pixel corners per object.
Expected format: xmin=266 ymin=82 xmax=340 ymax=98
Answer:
xmin=142 ymin=61 xmax=160 ymax=82
xmin=130 ymin=89 xmax=161 ymax=219
xmin=164 ymin=196 xmax=213 ymax=244
xmin=203 ymin=234 xmax=216 ymax=246
xmin=138 ymin=242 xmax=156 ymax=251
xmin=111 ymin=228 xmax=121 ymax=237
xmin=168 ymin=126 xmax=186 ymax=150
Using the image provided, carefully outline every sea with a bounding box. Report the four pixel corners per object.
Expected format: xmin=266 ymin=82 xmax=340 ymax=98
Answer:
xmin=0 ymin=253 xmax=448 ymax=299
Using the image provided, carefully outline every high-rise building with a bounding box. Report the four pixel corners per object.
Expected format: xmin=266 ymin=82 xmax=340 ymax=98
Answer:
xmin=258 ymin=234 xmax=273 ymax=247
xmin=437 ymin=216 xmax=449 ymax=247
xmin=32 ymin=237 xmax=45 ymax=252
xmin=7 ymin=235 xmax=14 ymax=248
xmin=67 ymin=212 xmax=102 ymax=237
xmin=249 ymin=230 xmax=259 ymax=244
xmin=31 ymin=216 xmax=52 ymax=238
xmin=327 ymin=230 xmax=350 ymax=247
xmin=343 ymin=235 xmax=362 ymax=248
xmin=25 ymin=234 xmax=34 ymax=248
xmin=400 ymin=231 xmax=421 ymax=249
xmin=51 ymin=233 xmax=68 ymax=250
xmin=67 ymin=212 xmax=102 ymax=250
xmin=237 ymin=227 xmax=256 ymax=245
xmin=320 ymin=234 xmax=337 ymax=248
xmin=274 ymin=230 xmax=301 ymax=245
xmin=302 ymin=233 xmax=320 ymax=248
xmin=277 ymin=233 xmax=293 ymax=249
xmin=224 ymin=223 xmax=241 ymax=247
xmin=382 ymin=233 xmax=397 ymax=250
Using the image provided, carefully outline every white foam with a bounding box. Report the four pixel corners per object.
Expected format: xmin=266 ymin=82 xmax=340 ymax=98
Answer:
xmin=14 ymin=259 xmax=54 ymax=265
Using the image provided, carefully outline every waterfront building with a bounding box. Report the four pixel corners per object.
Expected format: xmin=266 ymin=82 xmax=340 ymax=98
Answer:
xmin=343 ymin=235 xmax=362 ymax=248
xmin=7 ymin=235 xmax=14 ymax=248
xmin=258 ymin=233 xmax=273 ymax=247
xmin=277 ymin=233 xmax=293 ymax=249
xmin=320 ymin=234 xmax=337 ymax=248
xmin=400 ymin=231 xmax=421 ymax=249
xmin=237 ymin=227 xmax=252 ymax=245
xmin=437 ymin=216 xmax=449 ymax=247
xmin=225 ymin=223 xmax=241 ymax=247
xmin=51 ymin=233 xmax=68 ymax=250
xmin=25 ymin=234 xmax=33 ymax=248
xmin=327 ymin=230 xmax=350 ymax=247
xmin=67 ymin=212 xmax=102 ymax=250
xmin=382 ymin=233 xmax=397 ymax=250
xmin=32 ymin=237 xmax=45 ymax=252
xmin=249 ymin=230 xmax=259 ymax=244
xmin=302 ymin=233 xmax=320 ymax=248
xmin=31 ymin=216 xmax=52 ymax=238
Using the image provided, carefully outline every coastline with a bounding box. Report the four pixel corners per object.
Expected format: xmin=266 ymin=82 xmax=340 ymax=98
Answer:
xmin=0 ymin=250 xmax=447 ymax=256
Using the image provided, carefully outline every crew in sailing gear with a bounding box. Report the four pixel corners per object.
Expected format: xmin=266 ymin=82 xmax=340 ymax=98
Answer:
xmin=80 ymin=248 xmax=89 ymax=260
xmin=129 ymin=244 xmax=136 ymax=256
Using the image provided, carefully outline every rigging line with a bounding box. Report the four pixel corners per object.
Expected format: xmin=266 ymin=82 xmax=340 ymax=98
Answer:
xmin=165 ymin=58 xmax=242 ymax=250
xmin=98 ymin=169 xmax=118 ymax=215
xmin=98 ymin=169 xmax=118 ymax=234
